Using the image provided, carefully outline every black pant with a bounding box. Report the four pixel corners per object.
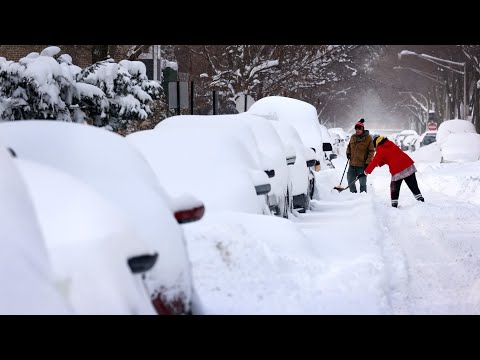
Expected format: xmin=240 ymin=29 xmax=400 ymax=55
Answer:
xmin=390 ymin=173 xmax=424 ymax=207
xmin=347 ymin=165 xmax=367 ymax=193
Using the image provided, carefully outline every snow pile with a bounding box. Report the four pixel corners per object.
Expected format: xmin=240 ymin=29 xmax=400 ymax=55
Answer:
xmin=415 ymin=161 xmax=480 ymax=205
xmin=411 ymin=142 xmax=442 ymax=163
xmin=184 ymin=211 xmax=330 ymax=315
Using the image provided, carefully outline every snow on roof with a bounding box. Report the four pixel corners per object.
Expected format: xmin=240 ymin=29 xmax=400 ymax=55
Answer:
xmin=437 ymin=119 xmax=477 ymax=144
xmin=248 ymin=96 xmax=323 ymax=152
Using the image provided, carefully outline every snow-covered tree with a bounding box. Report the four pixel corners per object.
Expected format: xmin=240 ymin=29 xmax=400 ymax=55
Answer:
xmin=0 ymin=46 xmax=163 ymax=130
xmin=55 ymin=53 xmax=110 ymax=123
xmin=76 ymin=59 xmax=162 ymax=129
xmin=181 ymin=45 xmax=358 ymax=109
xmin=0 ymin=47 xmax=78 ymax=121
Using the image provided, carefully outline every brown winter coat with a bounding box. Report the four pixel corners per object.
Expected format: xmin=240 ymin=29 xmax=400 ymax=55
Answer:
xmin=346 ymin=130 xmax=375 ymax=167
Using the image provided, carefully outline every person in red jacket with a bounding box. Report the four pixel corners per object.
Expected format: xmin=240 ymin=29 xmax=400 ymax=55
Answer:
xmin=359 ymin=135 xmax=424 ymax=208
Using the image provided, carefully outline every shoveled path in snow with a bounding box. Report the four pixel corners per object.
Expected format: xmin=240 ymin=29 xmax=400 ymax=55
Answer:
xmin=293 ymin=158 xmax=480 ymax=314
xmin=370 ymin=161 xmax=480 ymax=314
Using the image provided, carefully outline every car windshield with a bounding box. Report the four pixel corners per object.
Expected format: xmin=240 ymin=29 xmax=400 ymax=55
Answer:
xmin=423 ymin=135 xmax=436 ymax=145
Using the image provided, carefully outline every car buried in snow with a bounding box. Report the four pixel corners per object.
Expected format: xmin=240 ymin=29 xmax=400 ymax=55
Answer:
xmin=0 ymin=120 xmax=202 ymax=315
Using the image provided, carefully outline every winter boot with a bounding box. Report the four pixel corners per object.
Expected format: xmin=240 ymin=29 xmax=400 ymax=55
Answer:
xmin=415 ymin=194 xmax=424 ymax=202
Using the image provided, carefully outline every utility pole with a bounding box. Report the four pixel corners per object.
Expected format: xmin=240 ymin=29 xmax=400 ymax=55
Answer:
xmin=176 ymin=81 xmax=180 ymax=115
xmin=153 ymin=45 xmax=157 ymax=82
xmin=464 ymin=62 xmax=468 ymax=120
xmin=190 ymin=81 xmax=194 ymax=115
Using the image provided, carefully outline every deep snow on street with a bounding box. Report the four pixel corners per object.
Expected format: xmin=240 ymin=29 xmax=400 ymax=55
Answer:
xmin=186 ymin=156 xmax=480 ymax=314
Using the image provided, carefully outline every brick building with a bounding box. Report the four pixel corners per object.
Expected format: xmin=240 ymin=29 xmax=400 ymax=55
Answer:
xmin=0 ymin=45 xmax=133 ymax=68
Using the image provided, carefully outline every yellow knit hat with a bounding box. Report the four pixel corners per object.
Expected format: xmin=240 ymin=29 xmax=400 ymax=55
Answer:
xmin=374 ymin=135 xmax=385 ymax=148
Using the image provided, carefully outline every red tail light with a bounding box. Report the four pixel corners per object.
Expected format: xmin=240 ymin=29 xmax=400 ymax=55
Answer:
xmin=174 ymin=205 xmax=205 ymax=224
xmin=152 ymin=292 xmax=190 ymax=315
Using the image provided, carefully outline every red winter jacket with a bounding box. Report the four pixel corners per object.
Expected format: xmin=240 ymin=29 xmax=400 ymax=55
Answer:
xmin=364 ymin=139 xmax=414 ymax=176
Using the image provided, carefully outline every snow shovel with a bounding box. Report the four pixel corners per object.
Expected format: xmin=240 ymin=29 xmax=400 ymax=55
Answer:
xmin=333 ymin=159 xmax=349 ymax=191
xmin=334 ymin=173 xmax=364 ymax=193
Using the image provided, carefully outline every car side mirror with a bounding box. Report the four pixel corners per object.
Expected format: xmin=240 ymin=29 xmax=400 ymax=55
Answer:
xmin=306 ymin=159 xmax=316 ymax=167
xmin=329 ymin=154 xmax=337 ymax=160
xmin=322 ymin=143 xmax=333 ymax=152
xmin=286 ymin=156 xmax=296 ymax=165
xmin=127 ymin=253 xmax=158 ymax=274
xmin=265 ymin=169 xmax=275 ymax=178
xmin=255 ymin=183 xmax=271 ymax=196
xmin=7 ymin=147 xmax=16 ymax=158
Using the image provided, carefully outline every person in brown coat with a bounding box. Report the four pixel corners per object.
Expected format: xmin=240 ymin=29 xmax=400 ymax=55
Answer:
xmin=346 ymin=118 xmax=374 ymax=193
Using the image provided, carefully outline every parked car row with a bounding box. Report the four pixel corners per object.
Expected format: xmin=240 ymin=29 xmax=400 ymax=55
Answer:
xmin=408 ymin=120 xmax=480 ymax=163
xmin=0 ymin=95 xmax=337 ymax=314
xmin=410 ymin=131 xmax=437 ymax=152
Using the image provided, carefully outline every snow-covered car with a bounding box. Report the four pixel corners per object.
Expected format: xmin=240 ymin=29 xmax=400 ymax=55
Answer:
xmin=328 ymin=127 xmax=349 ymax=143
xmin=154 ymin=115 xmax=281 ymax=216
xmin=17 ymin=159 xmax=158 ymax=315
xmin=0 ymin=147 xmax=72 ymax=315
xmin=436 ymin=119 xmax=475 ymax=143
xmin=0 ymin=120 xmax=198 ymax=315
xmin=395 ymin=130 xmax=418 ymax=149
xmin=233 ymin=113 xmax=292 ymax=217
xmin=318 ymin=123 xmax=337 ymax=166
xmin=127 ymin=128 xmax=271 ymax=215
xmin=247 ymin=96 xmax=335 ymax=171
xmin=267 ymin=120 xmax=317 ymax=212
xmin=414 ymin=130 xmax=437 ymax=151
xmin=401 ymin=134 xmax=418 ymax=151
xmin=409 ymin=136 xmax=419 ymax=152
xmin=419 ymin=131 xmax=437 ymax=147
xmin=440 ymin=133 xmax=480 ymax=162
xmin=437 ymin=120 xmax=480 ymax=163
xmin=329 ymin=131 xmax=341 ymax=146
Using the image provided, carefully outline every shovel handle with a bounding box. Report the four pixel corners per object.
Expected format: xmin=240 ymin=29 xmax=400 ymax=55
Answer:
xmin=338 ymin=159 xmax=349 ymax=186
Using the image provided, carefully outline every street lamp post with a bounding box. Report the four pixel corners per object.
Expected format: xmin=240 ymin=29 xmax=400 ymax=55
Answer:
xmin=394 ymin=66 xmax=450 ymax=121
xmin=393 ymin=66 xmax=445 ymax=85
xmin=399 ymin=50 xmax=467 ymax=120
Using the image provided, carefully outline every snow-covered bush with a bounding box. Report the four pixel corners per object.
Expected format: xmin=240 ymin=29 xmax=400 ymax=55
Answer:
xmin=0 ymin=46 xmax=163 ymax=129
xmin=76 ymin=59 xmax=162 ymax=129
xmin=0 ymin=47 xmax=78 ymax=121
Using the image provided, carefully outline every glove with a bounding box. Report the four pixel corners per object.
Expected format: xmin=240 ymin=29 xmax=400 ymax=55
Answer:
xmin=347 ymin=154 xmax=351 ymax=160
